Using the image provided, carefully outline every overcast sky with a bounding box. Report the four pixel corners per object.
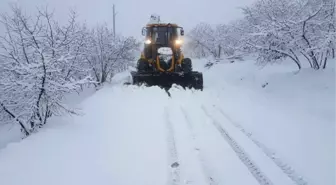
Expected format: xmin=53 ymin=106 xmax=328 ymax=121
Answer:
xmin=0 ymin=0 xmax=256 ymax=39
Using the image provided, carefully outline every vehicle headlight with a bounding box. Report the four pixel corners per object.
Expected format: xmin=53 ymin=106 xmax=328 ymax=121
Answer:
xmin=175 ymin=39 xmax=183 ymax=45
xmin=145 ymin=39 xmax=151 ymax=44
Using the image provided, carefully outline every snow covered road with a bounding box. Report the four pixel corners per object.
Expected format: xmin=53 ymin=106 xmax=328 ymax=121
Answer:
xmin=0 ymin=59 xmax=334 ymax=185
xmin=0 ymin=84 xmax=304 ymax=185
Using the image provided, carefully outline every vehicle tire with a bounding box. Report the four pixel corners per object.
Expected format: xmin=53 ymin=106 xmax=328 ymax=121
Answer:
xmin=182 ymin=58 xmax=192 ymax=73
xmin=137 ymin=58 xmax=151 ymax=72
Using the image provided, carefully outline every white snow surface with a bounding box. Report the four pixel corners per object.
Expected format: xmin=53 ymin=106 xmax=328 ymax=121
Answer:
xmin=158 ymin=47 xmax=174 ymax=55
xmin=0 ymin=58 xmax=334 ymax=185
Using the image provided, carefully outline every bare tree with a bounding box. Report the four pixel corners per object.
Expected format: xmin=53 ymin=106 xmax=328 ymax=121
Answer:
xmin=83 ymin=24 xmax=140 ymax=85
xmin=185 ymin=23 xmax=220 ymax=59
xmin=0 ymin=5 xmax=92 ymax=136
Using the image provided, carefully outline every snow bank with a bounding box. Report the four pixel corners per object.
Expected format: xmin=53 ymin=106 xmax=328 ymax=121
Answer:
xmin=0 ymin=86 xmax=96 ymax=151
xmin=0 ymin=124 xmax=21 ymax=150
xmin=201 ymin=58 xmax=335 ymax=185
xmin=0 ymin=85 xmax=170 ymax=185
xmin=110 ymin=70 xmax=133 ymax=85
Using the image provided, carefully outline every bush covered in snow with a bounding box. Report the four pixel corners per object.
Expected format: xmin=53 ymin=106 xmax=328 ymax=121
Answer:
xmin=185 ymin=0 xmax=335 ymax=70
xmin=0 ymin=4 xmax=140 ymax=137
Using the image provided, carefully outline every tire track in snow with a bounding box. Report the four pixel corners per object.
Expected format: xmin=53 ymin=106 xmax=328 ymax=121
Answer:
xmin=164 ymin=106 xmax=181 ymax=185
xmin=213 ymin=106 xmax=308 ymax=185
xmin=201 ymin=105 xmax=273 ymax=185
xmin=180 ymin=106 xmax=218 ymax=185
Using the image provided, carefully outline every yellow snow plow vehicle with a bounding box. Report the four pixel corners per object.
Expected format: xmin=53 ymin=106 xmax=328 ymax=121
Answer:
xmin=130 ymin=17 xmax=203 ymax=90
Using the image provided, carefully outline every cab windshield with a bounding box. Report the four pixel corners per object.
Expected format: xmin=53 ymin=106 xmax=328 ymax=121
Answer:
xmin=147 ymin=26 xmax=177 ymax=44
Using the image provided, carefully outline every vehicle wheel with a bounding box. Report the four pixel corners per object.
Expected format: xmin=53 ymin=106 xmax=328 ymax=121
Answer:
xmin=182 ymin=58 xmax=192 ymax=73
xmin=137 ymin=58 xmax=151 ymax=72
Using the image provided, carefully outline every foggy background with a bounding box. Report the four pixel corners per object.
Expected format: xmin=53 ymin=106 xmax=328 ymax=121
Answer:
xmin=0 ymin=0 xmax=256 ymax=39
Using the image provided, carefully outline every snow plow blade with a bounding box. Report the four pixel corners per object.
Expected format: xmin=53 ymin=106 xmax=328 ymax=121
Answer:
xmin=130 ymin=71 xmax=203 ymax=90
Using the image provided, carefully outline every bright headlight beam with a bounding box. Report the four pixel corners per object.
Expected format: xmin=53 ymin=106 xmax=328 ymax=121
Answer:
xmin=175 ymin=39 xmax=183 ymax=45
xmin=145 ymin=39 xmax=151 ymax=44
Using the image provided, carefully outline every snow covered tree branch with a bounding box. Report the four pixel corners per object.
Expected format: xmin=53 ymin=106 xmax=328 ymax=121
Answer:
xmin=186 ymin=0 xmax=335 ymax=70
xmin=0 ymin=5 xmax=74 ymax=134
xmin=185 ymin=23 xmax=220 ymax=59
xmin=0 ymin=4 xmax=141 ymax=137
xmin=83 ymin=25 xmax=140 ymax=85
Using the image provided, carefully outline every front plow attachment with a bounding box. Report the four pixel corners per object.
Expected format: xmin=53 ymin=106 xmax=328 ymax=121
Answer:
xmin=130 ymin=71 xmax=203 ymax=90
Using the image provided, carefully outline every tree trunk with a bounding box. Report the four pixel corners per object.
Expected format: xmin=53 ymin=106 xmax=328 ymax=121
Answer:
xmin=293 ymin=58 xmax=302 ymax=70
xmin=323 ymin=50 xmax=329 ymax=69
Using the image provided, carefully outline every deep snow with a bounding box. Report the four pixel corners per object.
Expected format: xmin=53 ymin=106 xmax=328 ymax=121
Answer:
xmin=0 ymin=86 xmax=96 ymax=150
xmin=0 ymin=57 xmax=334 ymax=185
xmin=197 ymin=58 xmax=335 ymax=185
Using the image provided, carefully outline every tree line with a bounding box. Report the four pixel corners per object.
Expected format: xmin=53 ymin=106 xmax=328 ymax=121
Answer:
xmin=0 ymin=4 xmax=140 ymax=136
xmin=185 ymin=0 xmax=335 ymax=70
